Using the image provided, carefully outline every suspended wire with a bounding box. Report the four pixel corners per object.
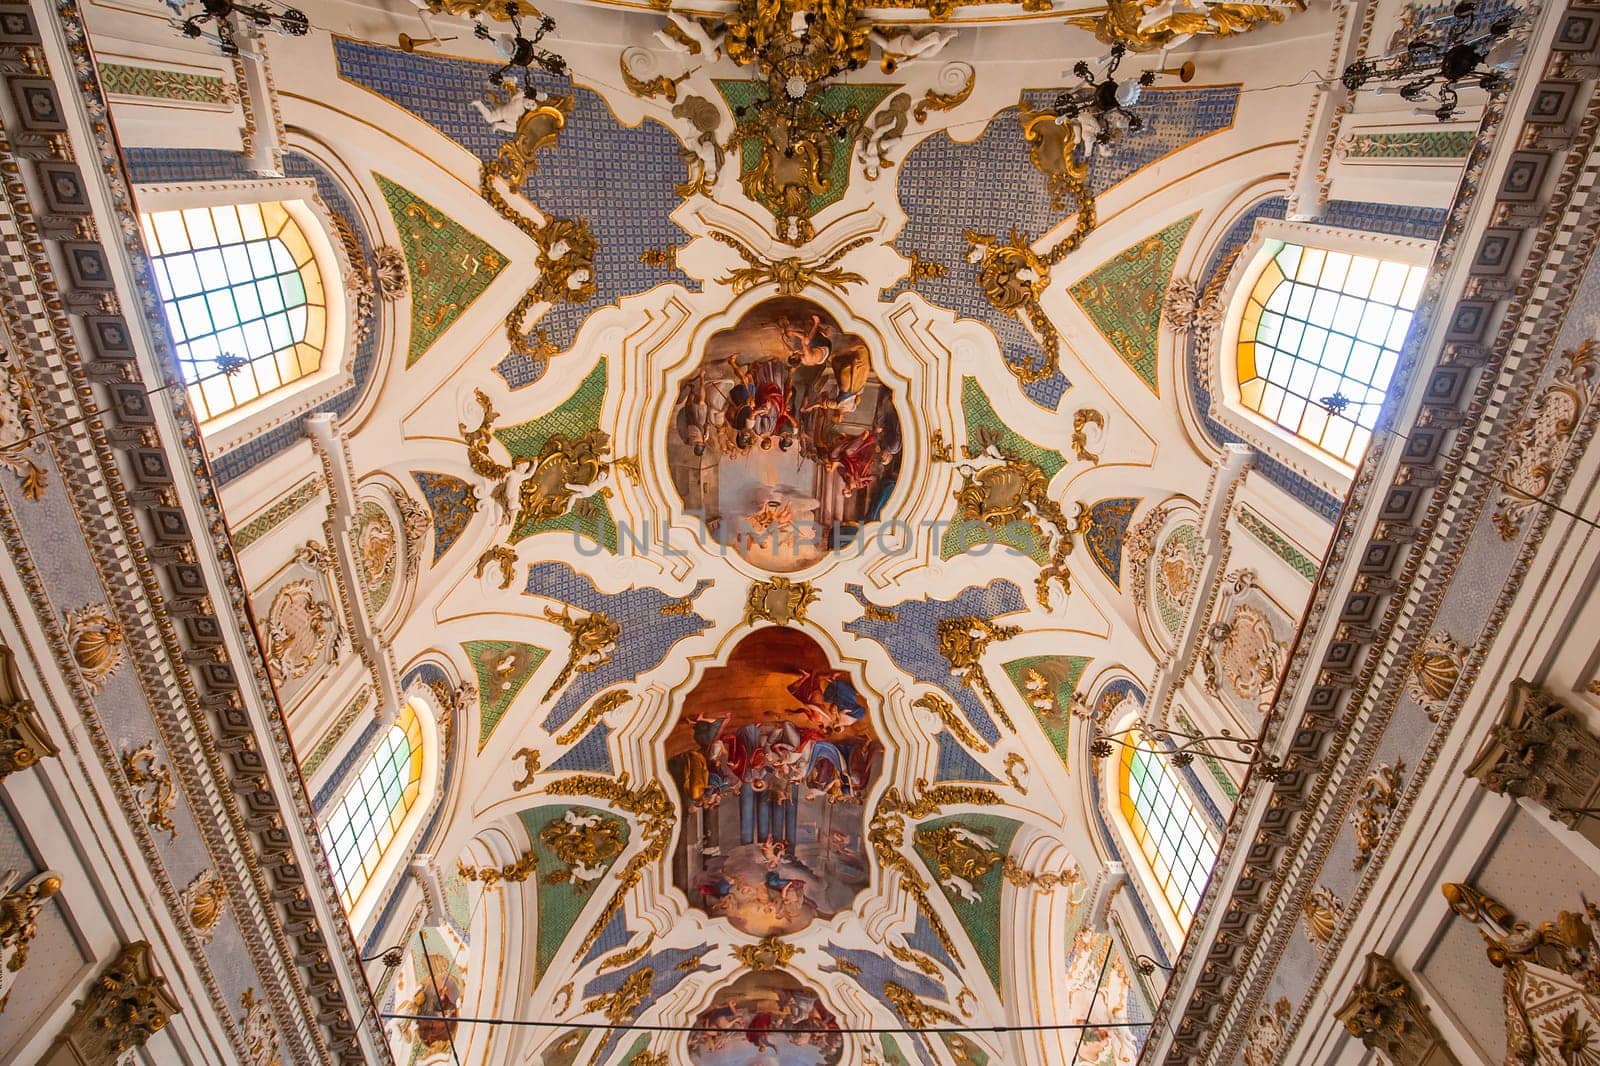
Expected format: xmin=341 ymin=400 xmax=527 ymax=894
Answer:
xmin=377 ymin=1011 xmax=1151 ymax=1036
xmin=420 ymin=930 xmax=466 ymax=1066
xmin=1066 ymin=940 xmax=1115 ymax=1066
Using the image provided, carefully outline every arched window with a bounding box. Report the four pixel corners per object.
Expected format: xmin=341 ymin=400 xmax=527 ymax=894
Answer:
xmin=322 ymin=703 xmax=424 ymax=914
xmin=1236 ymin=241 xmax=1428 ymax=465
xmin=1120 ymin=739 xmax=1218 ymax=931
xmin=139 ymin=201 xmax=328 ymax=422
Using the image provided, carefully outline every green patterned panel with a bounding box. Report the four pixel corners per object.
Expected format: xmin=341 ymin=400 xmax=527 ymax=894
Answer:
xmin=942 ymin=1034 xmax=990 ymax=1065
xmin=463 ymin=640 xmax=550 ymax=750
xmin=1343 ymin=130 xmax=1473 ymax=158
xmin=912 ymin=814 xmax=1023 ymax=998
xmin=1238 ymin=507 xmax=1318 ymax=580
xmin=231 ymin=476 xmax=319 ymax=549
xmin=618 ymin=1036 xmax=655 ymax=1064
xmin=880 ymin=1037 xmax=912 ymax=1065
xmin=494 ymin=359 xmax=619 ymax=552
xmin=714 ymin=80 xmax=897 ymax=219
xmin=1002 ymin=655 xmax=1090 ymax=772
xmin=355 ymin=501 xmax=398 ymax=614
xmin=1069 ymin=214 xmax=1197 ymax=394
xmin=101 ymin=63 xmax=233 ymax=104
xmin=300 ymin=688 xmax=371 ymax=777
xmin=1154 ymin=523 xmax=1202 ymax=634
xmin=1175 ymin=708 xmax=1239 ymax=802
xmin=942 ymin=377 xmax=1066 ymax=562
xmin=517 ymin=804 xmax=629 ymax=984
xmin=960 ymin=376 xmax=1065 ymax=477
xmin=376 ymin=174 xmax=507 ymax=367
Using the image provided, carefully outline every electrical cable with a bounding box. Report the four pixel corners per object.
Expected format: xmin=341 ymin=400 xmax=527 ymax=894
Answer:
xmin=420 ymin=929 xmax=466 ymax=1066
xmin=1065 ymin=940 xmax=1115 ymax=1066
xmin=376 ymin=1011 xmax=1151 ymax=1035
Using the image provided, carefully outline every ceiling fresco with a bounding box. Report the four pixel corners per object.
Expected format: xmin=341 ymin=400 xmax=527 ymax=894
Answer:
xmin=161 ymin=0 xmax=1371 ymax=1059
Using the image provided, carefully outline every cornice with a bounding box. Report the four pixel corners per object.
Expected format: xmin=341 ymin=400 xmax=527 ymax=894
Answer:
xmin=1146 ymin=2 xmax=1600 ymax=1062
xmin=0 ymin=0 xmax=388 ymax=1059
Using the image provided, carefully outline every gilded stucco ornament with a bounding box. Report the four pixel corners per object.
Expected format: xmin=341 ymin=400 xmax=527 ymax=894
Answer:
xmin=0 ymin=869 xmax=61 ymax=1008
xmin=1467 ymin=681 xmax=1600 ymax=844
xmin=1072 ymin=409 xmax=1105 ymax=464
xmin=555 ymin=688 xmax=630 ymax=745
xmin=375 ymin=246 xmax=409 ymax=300
xmin=1407 ymin=630 xmax=1466 ymax=719
xmin=263 ymin=580 xmax=339 ymax=684
xmin=619 ymin=47 xmax=693 ymax=102
xmin=52 ymin=942 xmax=180 ymax=1063
xmin=1302 ymin=885 xmax=1343 ymax=954
xmin=1241 ymin=996 xmax=1291 ymax=1066
xmin=0 ymin=697 xmax=55 ymax=782
xmin=123 ymin=742 xmax=178 ymax=840
xmin=869 ymin=781 xmax=1004 ymax=959
xmin=181 ymin=869 xmax=227 ymax=944
xmin=1335 ymin=954 xmax=1460 ymax=1066
xmin=1003 ymin=752 xmax=1029 ymax=793
xmin=954 ymin=442 xmax=1088 ymax=609
xmin=912 ymin=691 xmax=988 ymax=753
xmin=712 ymin=231 xmax=870 ymax=296
xmin=543 ymin=774 xmax=675 ymax=955
xmin=539 ymin=808 xmax=626 ymax=891
xmin=938 ymin=615 xmax=1023 ymax=730
xmin=0 ymin=340 xmax=48 ymax=500
xmin=599 ymin=934 xmax=655 ymax=972
xmin=962 ymin=102 xmax=1102 ymax=383
xmin=1067 ymin=0 xmax=1305 ymax=53
xmin=64 ymin=604 xmax=125 ymax=694
xmin=542 ymin=604 xmax=621 ymax=702
xmin=475 ymin=93 xmax=598 ymax=359
xmin=1493 ymin=340 xmax=1599 ymax=540
xmin=734 ymin=935 xmax=802 ymax=970
xmin=239 ymin=988 xmax=283 ymax=1066
xmin=671 ymin=95 xmax=726 ymax=195
xmin=884 ymin=980 xmax=960 ymax=1028
xmin=744 ymin=576 xmax=819 ymax=626
xmin=585 ymin=967 xmax=655 ymax=1025
xmin=1351 ymin=759 xmax=1405 ymax=869
xmin=511 ymin=746 xmax=541 ymax=789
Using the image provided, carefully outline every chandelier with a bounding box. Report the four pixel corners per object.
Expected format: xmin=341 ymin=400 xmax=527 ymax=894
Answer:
xmin=1048 ymin=44 xmax=1194 ymax=156
xmin=170 ymin=0 xmax=308 ymax=55
xmin=473 ymin=3 xmax=568 ymax=89
xmin=1340 ymin=0 xmax=1520 ymax=121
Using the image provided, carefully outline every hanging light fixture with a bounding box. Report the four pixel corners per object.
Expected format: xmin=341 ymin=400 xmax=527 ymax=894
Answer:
xmin=1089 ymin=720 xmax=1294 ymax=782
xmin=1048 ymin=44 xmax=1195 ymax=156
xmin=1340 ymin=0 xmax=1521 ymax=121
xmin=169 ymin=0 xmax=308 ymax=55
xmin=474 ymin=3 xmax=568 ymax=90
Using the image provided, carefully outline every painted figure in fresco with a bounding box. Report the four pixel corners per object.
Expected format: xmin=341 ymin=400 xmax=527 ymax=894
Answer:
xmin=668 ymin=630 xmax=880 ymax=938
xmin=687 ymin=973 xmax=845 ymax=1066
xmin=665 ymin=297 xmax=903 ymax=572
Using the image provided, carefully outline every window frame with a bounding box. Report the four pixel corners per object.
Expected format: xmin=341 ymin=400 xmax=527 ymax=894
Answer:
xmin=1209 ymin=219 xmax=1434 ymax=493
xmin=132 ymin=178 xmax=353 ymax=455
xmin=320 ymin=698 xmax=439 ymax=932
xmin=1100 ymin=710 xmax=1220 ymax=944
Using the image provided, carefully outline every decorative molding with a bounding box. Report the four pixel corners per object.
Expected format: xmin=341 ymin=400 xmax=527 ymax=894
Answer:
xmin=123 ymin=742 xmax=179 ymax=840
xmin=0 ymin=646 xmax=55 ymax=782
xmin=99 ymin=62 xmax=236 ymax=105
xmin=1468 ymin=679 xmax=1600 ymax=845
xmin=229 ymin=477 xmax=321 ymax=551
xmin=1335 ymin=954 xmax=1460 ymax=1066
xmin=1351 ymin=759 xmax=1405 ymax=870
xmin=181 ymin=870 xmax=228 ymax=946
xmin=0 ymin=869 xmax=61 ymax=1009
xmin=50 ymin=942 xmax=181 ymax=1063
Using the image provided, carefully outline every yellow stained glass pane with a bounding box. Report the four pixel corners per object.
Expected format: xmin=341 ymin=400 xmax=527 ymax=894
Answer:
xmin=1237 ymin=341 xmax=1256 ymax=382
xmin=1249 ymin=260 xmax=1284 ymax=304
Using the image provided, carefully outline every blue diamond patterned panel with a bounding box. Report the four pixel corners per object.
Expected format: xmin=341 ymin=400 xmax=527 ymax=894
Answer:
xmin=549 ymin=722 xmax=613 ymax=774
xmin=334 ymin=39 xmax=699 ymax=389
xmin=523 ymin=562 xmax=713 ymax=730
xmin=890 ymin=86 xmax=1239 ymax=410
xmin=822 ymin=944 xmax=947 ymax=1065
xmin=934 ymin=730 xmax=998 ymax=783
xmin=844 ymin=579 xmax=1028 ymax=744
xmin=582 ymin=942 xmax=717 ymax=1063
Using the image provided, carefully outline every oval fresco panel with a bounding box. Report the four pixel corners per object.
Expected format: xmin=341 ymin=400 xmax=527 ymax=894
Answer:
xmin=667 ymin=296 xmax=903 ymax=572
xmin=667 ymin=628 xmax=881 ymax=936
xmin=689 ymin=971 xmax=844 ymax=1066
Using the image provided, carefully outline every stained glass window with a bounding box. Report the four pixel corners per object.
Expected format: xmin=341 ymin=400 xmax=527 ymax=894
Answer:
xmin=321 ymin=704 xmax=424 ymax=913
xmin=1236 ymin=241 xmax=1428 ymax=465
xmin=1120 ymin=739 xmax=1218 ymax=930
xmin=139 ymin=201 xmax=328 ymax=422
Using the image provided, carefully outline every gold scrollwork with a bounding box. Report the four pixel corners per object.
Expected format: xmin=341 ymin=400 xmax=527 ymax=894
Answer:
xmin=713 ymin=231 xmax=870 ymax=296
xmin=734 ymin=935 xmax=802 ymax=971
xmin=544 ymin=774 xmax=675 ymax=956
xmin=542 ymin=606 xmax=621 ymax=702
xmin=884 ymin=980 xmax=960 ymax=1028
xmin=887 ymin=940 xmax=940 ymax=976
xmin=599 ymin=933 xmax=656 ymax=972
xmin=954 ymin=448 xmax=1087 ymax=609
xmin=1072 ymin=409 xmax=1105 ymax=464
xmin=584 ymin=967 xmax=654 ymax=1025
xmin=475 ymin=545 xmax=518 ymax=590
xmin=1002 ymin=752 xmax=1028 ymax=794
xmin=869 ymin=780 xmax=1003 ymax=960
xmin=1067 ymin=0 xmax=1305 ymax=53
xmin=0 ymin=869 xmax=61 ymax=982
xmin=912 ymin=692 xmax=988 ymax=753
xmin=512 ymin=747 xmax=541 ymax=790
xmin=555 ymin=689 xmax=631 ymax=745
xmin=123 ymin=742 xmax=177 ymax=840
xmin=744 ymin=576 xmax=820 ymax=627
xmin=937 ymin=616 xmax=1023 ymax=730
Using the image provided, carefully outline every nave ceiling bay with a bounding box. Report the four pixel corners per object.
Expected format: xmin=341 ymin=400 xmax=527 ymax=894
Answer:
xmin=124 ymin=0 xmax=1433 ymax=1059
